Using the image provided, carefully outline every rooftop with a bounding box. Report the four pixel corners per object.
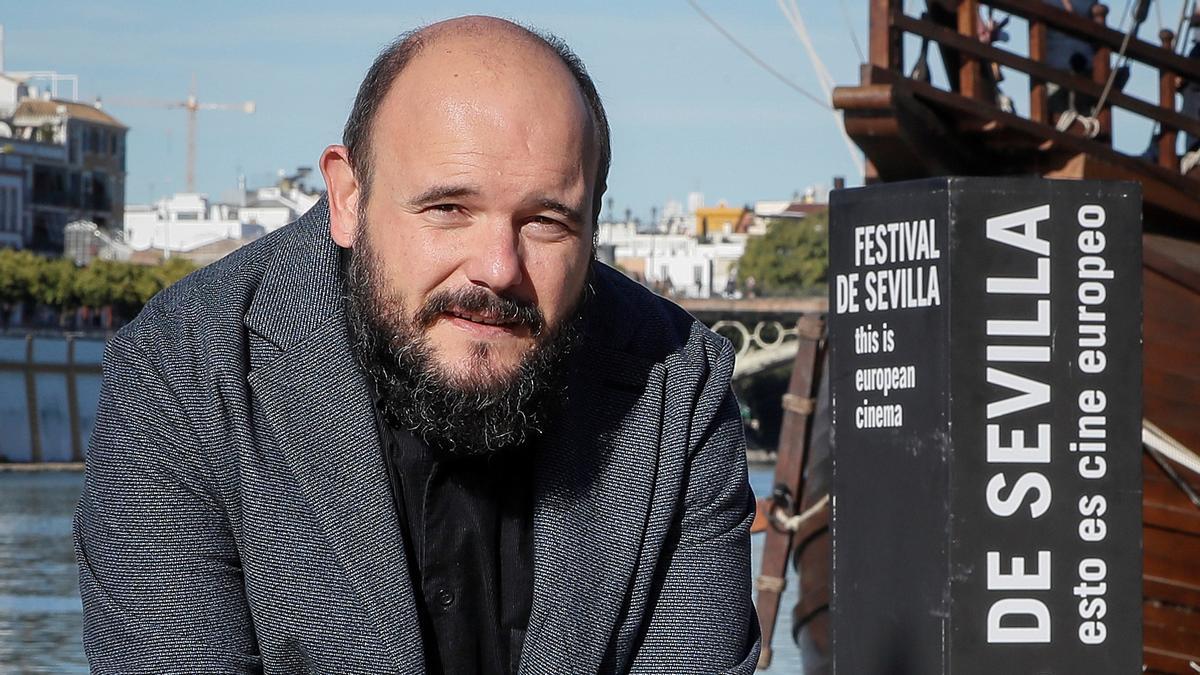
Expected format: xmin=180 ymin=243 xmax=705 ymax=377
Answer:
xmin=12 ymin=99 xmax=127 ymax=129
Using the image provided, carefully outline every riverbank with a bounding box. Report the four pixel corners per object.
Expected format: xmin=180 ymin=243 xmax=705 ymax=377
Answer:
xmin=0 ymin=462 xmax=85 ymax=472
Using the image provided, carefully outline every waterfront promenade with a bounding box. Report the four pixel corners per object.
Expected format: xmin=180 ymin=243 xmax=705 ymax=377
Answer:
xmin=0 ymin=334 xmax=106 ymax=465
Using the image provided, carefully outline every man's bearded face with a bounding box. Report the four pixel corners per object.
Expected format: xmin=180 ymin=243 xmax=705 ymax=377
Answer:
xmin=345 ymin=223 xmax=585 ymax=459
xmin=331 ymin=29 xmax=600 ymax=458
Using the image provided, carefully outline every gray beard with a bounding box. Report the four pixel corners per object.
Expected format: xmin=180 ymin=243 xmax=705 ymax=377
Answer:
xmin=342 ymin=233 xmax=585 ymax=460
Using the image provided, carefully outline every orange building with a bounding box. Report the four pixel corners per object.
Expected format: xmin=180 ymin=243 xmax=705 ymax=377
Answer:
xmin=693 ymin=203 xmax=749 ymax=238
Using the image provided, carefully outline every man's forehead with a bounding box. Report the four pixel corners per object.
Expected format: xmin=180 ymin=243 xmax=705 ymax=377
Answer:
xmin=393 ymin=23 xmax=576 ymax=92
xmin=372 ymin=24 xmax=595 ymax=161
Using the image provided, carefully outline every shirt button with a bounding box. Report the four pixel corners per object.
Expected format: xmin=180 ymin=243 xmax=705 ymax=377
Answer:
xmin=435 ymin=588 xmax=455 ymax=609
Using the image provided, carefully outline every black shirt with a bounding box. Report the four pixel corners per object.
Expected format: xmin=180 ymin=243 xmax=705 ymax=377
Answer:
xmin=373 ymin=402 xmax=536 ymax=675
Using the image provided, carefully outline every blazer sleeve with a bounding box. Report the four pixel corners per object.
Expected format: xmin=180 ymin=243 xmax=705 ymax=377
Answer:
xmin=74 ymin=332 xmax=261 ymax=673
xmin=629 ymin=337 xmax=762 ymax=674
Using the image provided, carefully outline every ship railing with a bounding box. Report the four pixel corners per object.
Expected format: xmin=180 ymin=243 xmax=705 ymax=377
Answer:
xmin=863 ymin=0 xmax=1200 ymax=173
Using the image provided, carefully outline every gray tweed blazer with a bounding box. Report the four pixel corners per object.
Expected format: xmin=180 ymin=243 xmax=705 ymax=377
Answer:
xmin=74 ymin=199 xmax=760 ymax=674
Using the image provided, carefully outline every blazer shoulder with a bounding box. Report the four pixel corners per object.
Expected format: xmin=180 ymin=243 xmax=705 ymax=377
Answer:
xmin=114 ymin=221 xmax=294 ymax=364
xmin=590 ymin=264 xmax=734 ymax=375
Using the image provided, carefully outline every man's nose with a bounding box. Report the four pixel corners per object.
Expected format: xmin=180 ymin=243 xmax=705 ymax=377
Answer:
xmin=463 ymin=221 xmax=524 ymax=292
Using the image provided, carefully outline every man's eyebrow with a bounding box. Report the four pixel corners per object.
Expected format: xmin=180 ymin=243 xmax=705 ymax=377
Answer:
xmin=538 ymin=198 xmax=584 ymax=225
xmin=406 ymin=185 xmax=584 ymax=224
xmin=406 ymin=184 xmax=481 ymax=207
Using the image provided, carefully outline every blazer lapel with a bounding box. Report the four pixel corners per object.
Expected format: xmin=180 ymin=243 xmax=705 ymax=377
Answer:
xmin=521 ymin=343 xmax=666 ymax=674
xmin=248 ymin=314 xmax=425 ymax=672
xmin=243 ymin=200 xmax=424 ymax=671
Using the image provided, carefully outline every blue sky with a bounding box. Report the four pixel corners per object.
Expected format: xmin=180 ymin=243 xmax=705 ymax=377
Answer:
xmin=6 ymin=1 xmax=1193 ymax=220
xmin=2 ymin=1 xmax=869 ymax=221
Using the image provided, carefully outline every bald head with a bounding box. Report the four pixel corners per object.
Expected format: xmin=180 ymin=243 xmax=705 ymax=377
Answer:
xmin=342 ymin=16 xmax=610 ymax=225
xmin=415 ymin=15 xmax=546 ymax=48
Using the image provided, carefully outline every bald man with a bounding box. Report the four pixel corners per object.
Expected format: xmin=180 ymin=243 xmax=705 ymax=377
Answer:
xmin=75 ymin=16 xmax=760 ymax=674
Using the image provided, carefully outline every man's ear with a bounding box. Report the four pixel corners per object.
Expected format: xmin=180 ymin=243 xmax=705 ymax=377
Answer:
xmin=320 ymin=144 xmax=361 ymax=248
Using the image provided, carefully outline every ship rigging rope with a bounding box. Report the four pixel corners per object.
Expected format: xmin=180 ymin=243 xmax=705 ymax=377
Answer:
xmin=1144 ymin=418 xmax=1200 ymax=477
xmin=774 ymin=0 xmax=868 ymax=178
xmin=838 ymin=0 xmax=866 ymax=62
xmin=771 ymin=493 xmax=830 ymax=533
xmin=1079 ymin=0 xmax=1139 ymax=137
xmin=778 ymin=0 xmax=837 ymax=94
xmin=684 ymin=0 xmax=833 ymax=111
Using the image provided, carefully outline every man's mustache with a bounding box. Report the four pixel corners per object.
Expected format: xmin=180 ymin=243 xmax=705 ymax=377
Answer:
xmin=414 ymin=286 xmax=546 ymax=337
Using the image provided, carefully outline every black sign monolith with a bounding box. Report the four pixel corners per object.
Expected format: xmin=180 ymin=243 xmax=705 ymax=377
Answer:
xmin=828 ymin=177 xmax=1142 ymax=674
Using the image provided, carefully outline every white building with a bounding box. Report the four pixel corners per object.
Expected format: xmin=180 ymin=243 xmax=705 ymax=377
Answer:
xmin=123 ymin=177 xmax=322 ymax=257
xmin=598 ymin=220 xmax=750 ymax=299
xmin=124 ymin=193 xmax=251 ymax=253
xmin=653 ymin=199 xmax=690 ymax=234
xmin=0 ymin=66 xmax=128 ymax=252
xmin=644 ymin=234 xmax=748 ymax=298
xmin=236 ymin=181 xmax=321 ymax=232
xmin=597 ymin=189 xmax=809 ymax=298
xmin=752 ymin=200 xmax=791 ymax=234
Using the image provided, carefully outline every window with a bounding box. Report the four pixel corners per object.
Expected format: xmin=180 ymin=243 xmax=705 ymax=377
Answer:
xmin=93 ymin=175 xmax=108 ymax=210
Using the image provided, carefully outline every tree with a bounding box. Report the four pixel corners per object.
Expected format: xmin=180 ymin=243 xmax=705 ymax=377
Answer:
xmin=0 ymin=251 xmax=199 ymax=328
xmin=76 ymin=260 xmax=138 ymax=321
xmin=33 ymin=258 xmax=81 ymax=326
xmin=736 ymin=213 xmax=829 ymax=296
xmin=0 ymin=249 xmax=40 ymax=326
xmin=0 ymin=249 xmax=38 ymax=306
xmin=130 ymin=257 xmax=195 ymax=306
xmin=147 ymin=257 xmax=197 ymax=298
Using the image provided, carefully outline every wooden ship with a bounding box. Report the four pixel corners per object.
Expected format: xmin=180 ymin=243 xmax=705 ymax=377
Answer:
xmin=755 ymin=0 xmax=1200 ymax=672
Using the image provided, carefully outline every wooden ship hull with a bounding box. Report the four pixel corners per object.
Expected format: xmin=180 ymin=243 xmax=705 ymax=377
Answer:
xmin=758 ymin=0 xmax=1200 ymax=672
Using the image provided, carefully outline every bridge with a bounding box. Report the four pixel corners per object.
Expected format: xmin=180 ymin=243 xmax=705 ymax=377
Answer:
xmin=676 ymin=297 xmax=828 ymax=379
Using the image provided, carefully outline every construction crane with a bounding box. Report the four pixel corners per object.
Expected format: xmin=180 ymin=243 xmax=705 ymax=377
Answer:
xmin=101 ymin=76 xmax=255 ymax=193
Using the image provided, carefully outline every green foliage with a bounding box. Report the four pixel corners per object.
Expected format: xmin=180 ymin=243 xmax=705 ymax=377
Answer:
xmin=148 ymin=257 xmax=198 ymax=297
xmin=0 ymin=249 xmax=40 ymax=306
xmin=0 ymin=248 xmax=197 ymax=322
xmin=737 ymin=213 xmax=829 ymax=295
xmin=35 ymin=258 xmax=80 ymax=310
xmin=76 ymin=261 xmax=139 ymax=316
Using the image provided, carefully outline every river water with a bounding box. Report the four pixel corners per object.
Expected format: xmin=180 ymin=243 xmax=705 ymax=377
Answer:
xmin=0 ymin=471 xmax=88 ymax=674
xmin=0 ymin=466 xmax=802 ymax=673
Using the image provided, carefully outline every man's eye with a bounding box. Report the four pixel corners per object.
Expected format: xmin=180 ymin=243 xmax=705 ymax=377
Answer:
xmin=424 ymin=204 xmax=470 ymax=223
xmin=529 ymin=216 xmax=567 ymax=229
